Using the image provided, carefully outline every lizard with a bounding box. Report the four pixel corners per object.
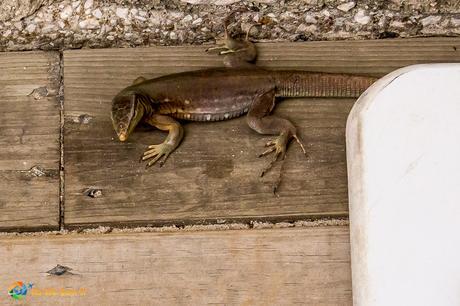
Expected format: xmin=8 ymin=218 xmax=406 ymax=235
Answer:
xmin=111 ymin=23 xmax=378 ymax=192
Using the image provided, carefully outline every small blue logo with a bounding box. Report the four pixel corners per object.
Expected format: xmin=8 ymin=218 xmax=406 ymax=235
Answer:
xmin=8 ymin=281 xmax=33 ymax=300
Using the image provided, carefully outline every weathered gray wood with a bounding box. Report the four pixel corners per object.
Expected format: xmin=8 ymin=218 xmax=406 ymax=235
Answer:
xmin=0 ymin=226 xmax=351 ymax=305
xmin=0 ymin=52 xmax=60 ymax=231
xmin=63 ymin=38 xmax=460 ymax=228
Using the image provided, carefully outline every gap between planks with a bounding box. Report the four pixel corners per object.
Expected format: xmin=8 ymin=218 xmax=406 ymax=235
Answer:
xmin=0 ymin=217 xmax=349 ymax=237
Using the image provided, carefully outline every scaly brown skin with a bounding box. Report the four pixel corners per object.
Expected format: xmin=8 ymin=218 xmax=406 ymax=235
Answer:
xmin=111 ymin=31 xmax=377 ymax=192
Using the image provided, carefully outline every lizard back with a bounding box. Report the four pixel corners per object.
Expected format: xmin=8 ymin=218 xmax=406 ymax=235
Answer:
xmin=134 ymin=68 xmax=377 ymax=122
xmin=136 ymin=68 xmax=275 ymax=122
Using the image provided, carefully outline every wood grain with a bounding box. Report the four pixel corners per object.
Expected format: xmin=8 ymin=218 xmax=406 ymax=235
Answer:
xmin=0 ymin=226 xmax=351 ymax=305
xmin=0 ymin=52 xmax=60 ymax=231
xmin=63 ymin=38 xmax=460 ymax=228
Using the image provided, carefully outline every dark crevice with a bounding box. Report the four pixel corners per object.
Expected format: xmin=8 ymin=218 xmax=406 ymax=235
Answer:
xmin=64 ymin=214 xmax=349 ymax=232
xmin=58 ymin=51 xmax=65 ymax=231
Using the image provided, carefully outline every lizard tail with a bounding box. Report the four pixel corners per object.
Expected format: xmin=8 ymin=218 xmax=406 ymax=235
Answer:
xmin=274 ymin=71 xmax=378 ymax=98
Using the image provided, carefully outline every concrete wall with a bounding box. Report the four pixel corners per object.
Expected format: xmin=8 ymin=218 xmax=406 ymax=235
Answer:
xmin=0 ymin=0 xmax=459 ymax=51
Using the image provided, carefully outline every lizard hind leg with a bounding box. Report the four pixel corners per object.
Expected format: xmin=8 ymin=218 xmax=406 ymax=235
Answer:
xmin=247 ymin=90 xmax=308 ymax=192
xmin=206 ymin=13 xmax=257 ymax=68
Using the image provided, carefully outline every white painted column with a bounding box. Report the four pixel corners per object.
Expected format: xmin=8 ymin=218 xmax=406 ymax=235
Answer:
xmin=347 ymin=64 xmax=460 ymax=306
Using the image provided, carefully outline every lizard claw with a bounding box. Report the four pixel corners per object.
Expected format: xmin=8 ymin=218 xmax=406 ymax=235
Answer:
xmin=258 ymin=146 xmax=276 ymax=158
xmin=293 ymin=134 xmax=308 ymax=157
xmin=259 ymin=136 xmax=287 ymax=176
xmin=141 ymin=143 xmax=173 ymax=168
xmin=205 ymin=45 xmax=229 ymax=54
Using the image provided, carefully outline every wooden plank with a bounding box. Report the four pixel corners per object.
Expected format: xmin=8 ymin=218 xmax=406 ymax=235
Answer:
xmin=0 ymin=226 xmax=351 ymax=305
xmin=0 ymin=52 xmax=60 ymax=231
xmin=63 ymin=38 xmax=460 ymax=228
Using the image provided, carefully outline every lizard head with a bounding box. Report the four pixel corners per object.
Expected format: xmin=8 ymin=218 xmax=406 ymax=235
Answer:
xmin=111 ymin=91 xmax=145 ymax=142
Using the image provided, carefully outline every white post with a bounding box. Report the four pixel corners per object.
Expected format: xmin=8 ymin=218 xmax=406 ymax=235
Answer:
xmin=347 ymin=64 xmax=460 ymax=306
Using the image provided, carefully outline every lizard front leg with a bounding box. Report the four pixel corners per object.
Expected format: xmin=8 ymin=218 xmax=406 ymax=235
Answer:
xmin=246 ymin=90 xmax=307 ymax=192
xmin=141 ymin=114 xmax=184 ymax=168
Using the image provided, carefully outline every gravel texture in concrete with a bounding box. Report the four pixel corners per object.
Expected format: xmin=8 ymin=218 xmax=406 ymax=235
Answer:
xmin=0 ymin=0 xmax=459 ymax=51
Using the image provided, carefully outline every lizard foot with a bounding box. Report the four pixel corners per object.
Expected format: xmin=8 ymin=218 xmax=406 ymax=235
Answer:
xmin=205 ymin=45 xmax=230 ymax=54
xmin=205 ymin=12 xmax=257 ymax=66
xmin=206 ymin=41 xmax=255 ymax=61
xmin=258 ymin=133 xmax=308 ymax=195
xmin=140 ymin=143 xmax=174 ymax=168
xmin=258 ymin=133 xmax=289 ymax=177
xmin=205 ymin=44 xmax=248 ymax=56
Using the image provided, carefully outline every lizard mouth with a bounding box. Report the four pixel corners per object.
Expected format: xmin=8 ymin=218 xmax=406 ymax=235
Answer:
xmin=118 ymin=133 xmax=127 ymax=142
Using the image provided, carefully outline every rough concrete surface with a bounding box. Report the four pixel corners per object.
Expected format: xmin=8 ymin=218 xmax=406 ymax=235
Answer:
xmin=0 ymin=0 xmax=47 ymax=22
xmin=0 ymin=0 xmax=459 ymax=51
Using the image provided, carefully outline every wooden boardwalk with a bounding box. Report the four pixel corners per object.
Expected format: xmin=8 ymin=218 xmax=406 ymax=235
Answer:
xmin=0 ymin=226 xmax=351 ymax=305
xmin=0 ymin=52 xmax=60 ymax=231
xmin=0 ymin=38 xmax=459 ymax=231
xmin=63 ymin=38 xmax=460 ymax=228
xmin=0 ymin=38 xmax=460 ymax=304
